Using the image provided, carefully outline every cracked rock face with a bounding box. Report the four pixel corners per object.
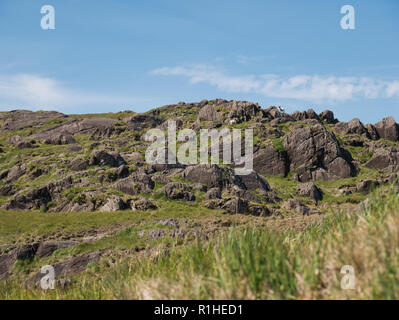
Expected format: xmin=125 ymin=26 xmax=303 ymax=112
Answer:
xmin=198 ymin=104 xmax=221 ymax=122
xmin=282 ymin=124 xmax=355 ymax=182
xmin=27 ymin=252 xmax=102 ymax=286
xmin=252 ymin=145 xmax=288 ymax=176
xmin=365 ymin=148 xmax=399 ymax=172
xmin=374 ymin=116 xmax=399 ymax=141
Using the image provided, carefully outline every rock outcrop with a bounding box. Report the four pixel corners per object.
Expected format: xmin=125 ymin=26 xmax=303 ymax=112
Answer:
xmin=113 ymin=171 xmax=155 ymax=195
xmin=253 ymin=145 xmax=288 ymax=176
xmin=198 ymin=105 xmax=221 ymax=122
xmin=297 ymin=182 xmax=323 ymax=202
xmin=365 ymin=149 xmax=399 ymax=172
xmin=1 ymin=99 xmax=399 ymax=220
xmin=89 ymin=150 xmax=126 ymax=167
xmin=282 ymin=124 xmax=355 ymax=181
xmin=161 ymin=182 xmax=196 ymax=201
xmin=374 ymin=116 xmax=399 ymax=141
xmin=335 ymin=118 xmax=371 ymax=138
xmin=44 ymin=134 xmax=76 ymax=145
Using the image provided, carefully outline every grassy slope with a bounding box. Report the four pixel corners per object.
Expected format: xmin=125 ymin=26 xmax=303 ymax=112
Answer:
xmin=1 ymin=186 xmax=398 ymax=299
xmin=1 ymin=109 xmax=398 ymax=299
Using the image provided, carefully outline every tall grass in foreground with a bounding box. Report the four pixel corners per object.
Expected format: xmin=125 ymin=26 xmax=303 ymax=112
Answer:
xmin=1 ymin=186 xmax=399 ymax=299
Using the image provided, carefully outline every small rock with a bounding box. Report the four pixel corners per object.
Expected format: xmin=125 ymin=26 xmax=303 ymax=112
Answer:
xmin=205 ymin=187 xmax=221 ymax=200
xmin=297 ymin=182 xmax=323 ymax=203
xmin=282 ymin=199 xmax=309 ymax=215
xmin=89 ymin=150 xmax=126 ymax=167
xmin=129 ymin=197 xmax=157 ymax=211
xmin=356 ymin=180 xmax=379 ymax=194
xmin=99 ymin=196 xmax=126 ymax=212
xmin=223 ymin=197 xmax=248 ymax=214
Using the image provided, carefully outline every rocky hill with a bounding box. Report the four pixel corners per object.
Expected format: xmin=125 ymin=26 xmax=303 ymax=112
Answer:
xmin=1 ymin=98 xmax=398 ymax=288
xmin=0 ymin=99 xmax=397 ymax=215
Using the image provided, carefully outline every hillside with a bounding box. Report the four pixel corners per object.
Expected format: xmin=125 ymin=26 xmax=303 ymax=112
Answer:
xmin=1 ymin=99 xmax=399 ymax=299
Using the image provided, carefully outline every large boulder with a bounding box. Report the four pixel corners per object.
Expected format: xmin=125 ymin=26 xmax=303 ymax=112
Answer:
xmin=69 ymin=157 xmax=89 ymax=171
xmin=227 ymin=186 xmax=262 ymax=203
xmin=282 ymin=124 xmax=355 ymax=181
xmin=198 ymin=105 xmax=221 ymax=122
xmin=161 ymin=182 xmax=195 ymax=201
xmin=335 ymin=118 xmax=370 ymax=138
xmin=205 ymin=187 xmax=222 ymax=200
xmin=179 ymin=164 xmax=243 ymax=189
xmin=238 ymin=171 xmax=272 ymax=192
xmin=291 ymin=109 xmax=320 ymax=122
xmin=89 ymin=150 xmax=126 ymax=167
xmin=223 ymin=197 xmax=249 ymax=214
xmin=227 ymin=101 xmax=263 ymax=123
xmin=44 ymin=134 xmax=76 ymax=145
xmin=365 ymin=124 xmax=379 ymax=140
xmin=128 ymin=114 xmax=164 ymax=131
xmin=356 ymin=180 xmax=379 ymax=194
xmin=129 ymin=197 xmax=157 ymax=211
xmin=365 ymin=148 xmax=399 ymax=172
xmin=252 ymin=145 xmax=288 ymax=176
xmin=319 ymin=110 xmax=336 ymax=124
xmin=115 ymin=165 xmax=130 ymax=179
xmin=99 ymin=196 xmax=126 ymax=212
xmin=374 ymin=116 xmax=399 ymax=141
xmin=113 ymin=171 xmax=155 ymax=195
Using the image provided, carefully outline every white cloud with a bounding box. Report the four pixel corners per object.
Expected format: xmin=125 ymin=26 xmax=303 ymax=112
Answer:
xmin=386 ymin=81 xmax=399 ymax=98
xmin=153 ymin=65 xmax=261 ymax=93
xmin=152 ymin=64 xmax=399 ymax=102
xmin=0 ymin=73 xmax=143 ymax=111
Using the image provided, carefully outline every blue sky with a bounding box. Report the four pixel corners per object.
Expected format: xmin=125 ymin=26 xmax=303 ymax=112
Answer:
xmin=0 ymin=0 xmax=398 ymax=123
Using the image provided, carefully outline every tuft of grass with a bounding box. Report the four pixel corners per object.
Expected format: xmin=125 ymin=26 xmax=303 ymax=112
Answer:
xmin=271 ymin=138 xmax=286 ymax=153
xmin=1 ymin=186 xmax=399 ymax=299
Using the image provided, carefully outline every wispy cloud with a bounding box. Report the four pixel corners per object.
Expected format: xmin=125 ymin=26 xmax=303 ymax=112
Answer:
xmin=386 ymin=81 xmax=399 ymax=98
xmin=236 ymin=54 xmax=276 ymax=65
xmin=0 ymin=73 xmax=145 ymax=111
xmin=152 ymin=64 xmax=399 ymax=101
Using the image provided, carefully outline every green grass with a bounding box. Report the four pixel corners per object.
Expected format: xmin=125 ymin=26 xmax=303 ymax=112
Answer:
xmin=1 ymin=107 xmax=399 ymax=300
xmin=0 ymin=199 xmax=223 ymax=244
xmin=271 ymin=137 xmax=286 ymax=153
xmin=2 ymin=185 xmax=399 ymax=299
